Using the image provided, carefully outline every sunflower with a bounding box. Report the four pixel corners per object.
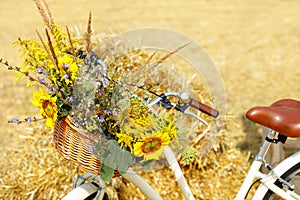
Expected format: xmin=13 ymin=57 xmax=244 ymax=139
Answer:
xmin=133 ymin=131 xmax=170 ymax=161
xmin=31 ymin=89 xmax=58 ymax=128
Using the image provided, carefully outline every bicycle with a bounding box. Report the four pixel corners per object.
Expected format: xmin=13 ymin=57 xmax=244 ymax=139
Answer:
xmin=63 ymin=91 xmax=300 ymax=200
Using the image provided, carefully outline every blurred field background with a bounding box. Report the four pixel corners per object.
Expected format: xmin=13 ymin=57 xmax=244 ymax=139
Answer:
xmin=1 ymin=0 xmax=300 ymax=199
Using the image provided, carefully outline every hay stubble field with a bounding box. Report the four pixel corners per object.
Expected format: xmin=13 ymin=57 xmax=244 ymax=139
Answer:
xmin=1 ymin=0 xmax=300 ymax=199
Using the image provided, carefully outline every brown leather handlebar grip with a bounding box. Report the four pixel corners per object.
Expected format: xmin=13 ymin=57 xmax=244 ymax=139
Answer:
xmin=190 ymin=99 xmax=219 ymax=118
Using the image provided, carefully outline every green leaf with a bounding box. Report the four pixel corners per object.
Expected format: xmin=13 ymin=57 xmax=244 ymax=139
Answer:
xmin=93 ymin=140 xmax=108 ymax=159
xmin=100 ymin=165 xmax=115 ymax=183
xmin=106 ymin=140 xmax=135 ymax=174
xmin=93 ymin=140 xmax=136 ymax=183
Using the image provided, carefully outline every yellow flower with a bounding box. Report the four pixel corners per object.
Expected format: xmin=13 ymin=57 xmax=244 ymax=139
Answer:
xmin=129 ymin=99 xmax=151 ymax=127
xmin=31 ymin=89 xmax=58 ymax=128
xmin=162 ymin=120 xmax=178 ymax=140
xmin=51 ymin=54 xmax=79 ymax=85
xmin=133 ymin=131 xmax=170 ymax=161
xmin=116 ymin=130 xmax=134 ymax=151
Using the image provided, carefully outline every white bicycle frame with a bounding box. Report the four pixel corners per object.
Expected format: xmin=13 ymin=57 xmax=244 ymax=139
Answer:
xmin=252 ymin=151 xmax=300 ymax=200
xmin=64 ymin=92 xmax=300 ymax=199
xmin=64 ymin=130 xmax=300 ymax=200
xmin=235 ymin=130 xmax=300 ymax=200
xmin=161 ymin=131 xmax=300 ymax=200
xmin=129 ymin=128 xmax=300 ymax=200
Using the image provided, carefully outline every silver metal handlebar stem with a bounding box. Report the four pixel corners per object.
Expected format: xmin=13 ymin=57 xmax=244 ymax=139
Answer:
xmin=148 ymin=91 xmax=208 ymax=126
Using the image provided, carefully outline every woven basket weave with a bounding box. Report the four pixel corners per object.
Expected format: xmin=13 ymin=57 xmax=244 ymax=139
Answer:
xmin=53 ymin=116 xmax=101 ymax=175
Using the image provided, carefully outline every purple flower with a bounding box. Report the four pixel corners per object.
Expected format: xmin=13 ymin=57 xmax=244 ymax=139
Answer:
xmin=37 ymin=68 xmax=43 ymax=74
xmin=101 ymin=77 xmax=109 ymax=85
xmin=44 ymin=71 xmax=49 ymax=76
xmin=104 ymin=109 xmax=111 ymax=115
xmin=62 ymin=63 xmax=70 ymax=69
xmin=99 ymin=115 xmax=105 ymax=123
xmin=40 ymin=77 xmax=46 ymax=84
xmin=63 ymin=74 xmax=69 ymax=79
xmin=88 ymin=145 xmax=94 ymax=153
xmin=11 ymin=117 xmax=19 ymax=124
xmin=68 ymin=96 xmax=73 ymax=103
xmin=25 ymin=117 xmax=32 ymax=124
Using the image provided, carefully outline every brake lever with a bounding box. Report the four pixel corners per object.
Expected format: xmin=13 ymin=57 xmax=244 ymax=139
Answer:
xmin=183 ymin=109 xmax=208 ymax=126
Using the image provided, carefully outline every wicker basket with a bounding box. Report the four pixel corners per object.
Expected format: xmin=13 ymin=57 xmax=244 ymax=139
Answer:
xmin=53 ymin=116 xmax=101 ymax=175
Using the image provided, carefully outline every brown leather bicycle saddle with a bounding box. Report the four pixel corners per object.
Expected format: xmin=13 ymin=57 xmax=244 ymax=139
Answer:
xmin=246 ymin=99 xmax=300 ymax=138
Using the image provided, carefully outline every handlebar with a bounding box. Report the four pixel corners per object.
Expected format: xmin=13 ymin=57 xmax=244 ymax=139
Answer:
xmin=148 ymin=91 xmax=219 ymax=126
xmin=189 ymin=99 xmax=219 ymax=118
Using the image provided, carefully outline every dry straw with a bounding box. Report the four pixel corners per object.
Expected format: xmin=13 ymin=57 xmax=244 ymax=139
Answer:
xmin=0 ymin=123 xmax=251 ymax=199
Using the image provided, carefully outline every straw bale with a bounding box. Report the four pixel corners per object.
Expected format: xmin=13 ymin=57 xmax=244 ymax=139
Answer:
xmin=0 ymin=34 xmax=242 ymax=200
xmin=0 ymin=117 xmax=252 ymax=200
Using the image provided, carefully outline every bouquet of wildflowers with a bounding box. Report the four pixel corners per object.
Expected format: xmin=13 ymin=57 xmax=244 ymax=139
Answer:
xmin=1 ymin=0 xmax=199 ymax=182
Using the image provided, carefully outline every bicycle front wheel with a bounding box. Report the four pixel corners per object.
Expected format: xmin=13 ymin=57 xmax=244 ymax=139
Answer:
xmin=253 ymin=152 xmax=300 ymax=200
